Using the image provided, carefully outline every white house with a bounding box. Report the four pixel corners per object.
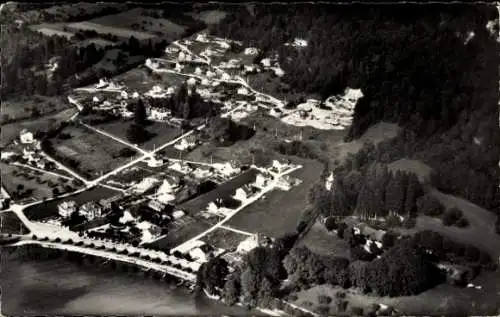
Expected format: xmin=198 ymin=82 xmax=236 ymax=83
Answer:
xmin=269 ymin=108 xmax=283 ymax=118
xmin=237 ymin=234 xmax=260 ymax=254
xmin=95 ymin=78 xmax=109 ymax=89
xmin=272 ymin=160 xmax=288 ymax=173
xmin=178 ymin=51 xmax=186 ymax=61
xmin=195 ymin=67 xmax=203 ymax=75
xmin=244 ymin=47 xmax=259 ymax=55
xmin=175 ymin=63 xmax=184 ymax=72
xmin=165 ymin=46 xmax=179 ymax=54
xmin=275 ymin=176 xmax=293 ymax=191
xmin=261 ymin=58 xmax=271 ymax=67
xmin=187 ymin=77 xmax=197 ymax=87
xmin=237 ymin=87 xmax=249 ymax=95
xmin=157 ymin=178 xmax=176 ymax=195
xmin=255 ymin=174 xmax=269 ymax=188
xmin=189 ymin=243 xmax=214 ymax=263
xmin=294 ymin=38 xmax=308 ymax=47
xmin=20 ymin=129 xmax=34 ymax=144
xmin=206 ymin=70 xmax=216 ymax=78
xmin=133 ymin=177 xmax=160 ymax=194
xmin=233 ymin=188 xmax=248 ymax=201
xmin=174 ymin=138 xmax=196 ymax=151
xmin=172 ymin=210 xmax=185 ymax=219
xmin=121 ymin=90 xmax=129 ymax=99
xmin=92 ymin=96 xmax=100 ymax=103
xmin=132 ymin=92 xmax=140 ymax=99
xmin=150 ymin=108 xmax=170 ymax=121
xmin=147 ymin=156 xmax=164 ymax=167
xmin=344 ymin=88 xmax=364 ymax=103
xmin=219 ymin=41 xmax=231 ymax=49
xmin=214 ymin=162 xmax=240 ymax=177
xmin=221 ymin=73 xmax=231 ymax=81
xmin=79 ymin=201 xmax=102 ymax=220
xmin=148 ymin=199 xmax=166 ymax=212
xmin=273 ymin=67 xmax=285 ymax=77
xmin=196 ymin=33 xmax=208 ymax=42
xmin=58 ymin=201 xmax=78 ymax=218
xmin=207 ymin=202 xmax=219 ymax=214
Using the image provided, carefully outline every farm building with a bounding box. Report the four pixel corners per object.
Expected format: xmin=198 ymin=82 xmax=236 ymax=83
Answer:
xmin=236 ymin=233 xmax=271 ymax=254
xmin=133 ymin=177 xmax=161 ymax=194
xmin=254 ymin=174 xmax=271 ymax=188
xmin=58 ymin=201 xmax=78 ymax=218
xmin=174 ymin=138 xmax=196 ymax=151
xmin=172 ymin=210 xmax=185 ymax=219
xmin=189 ymin=243 xmax=215 ymax=263
xmin=244 ymin=47 xmax=259 ymax=55
xmin=98 ymin=194 xmax=123 ymax=210
xmin=146 ymin=156 xmax=164 ymax=168
xmin=147 ymin=199 xmax=166 ymax=213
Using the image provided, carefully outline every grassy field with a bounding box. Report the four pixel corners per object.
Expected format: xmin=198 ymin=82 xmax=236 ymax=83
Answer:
xmin=66 ymin=21 xmax=157 ymax=40
xmin=23 ymin=185 xmax=120 ymax=221
xmin=201 ymin=227 xmax=249 ymax=251
xmin=90 ymin=8 xmax=186 ymax=40
xmin=145 ymin=215 xmax=212 ymax=251
xmin=1 ymin=95 xmax=73 ymax=125
xmin=92 ymin=119 xmax=182 ymax=151
xmin=291 ymin=270 xmax=500 ymax=316
xmin=297 ymin=220 xmax=351 ymax=259
xmin=227 ymin=159 xmax=324 ymax=238
xmin=188 ymin=10 xmax=227 ymax=25
xmin=0 ymin=162 xmax=77 ymax=203
xmin=1 ymin=108 xmax=77 ymax=147
xmin=179 ymin=168 xmax=259 ymax=214
xmin=50 ymin=123 xmax=139 ymax=179
xmin=112 ymin=67 xmax=187 ymax=93
xmin=0 ymin=211 xmax=30 ymax=234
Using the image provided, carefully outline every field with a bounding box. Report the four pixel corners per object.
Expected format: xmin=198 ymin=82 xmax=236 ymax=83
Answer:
xmin=189 ymin=10 xmax=228 ymax=25
xmin=23 ymin=186 xmax=120 ymax=221
xmin=50 ymin=123 xmax=139 ymax=179
xmin=66 ymin=21 xmax=157 ymax=40
xmin=0 ymin=211 xmax=30 ymax=234
xmin=178 ymin=168 xmax=259 ymax=214
xmin=91 ymin=119 xmax=182 ymax=151
xmin=291 ymin=270 xmax=500 ymax=316
xmin=201 ymin=227 xmax=249 ymax=251
xmin=395 ymin=189 xmax=500 ymax=259
xmin=388 ymin=158 xmax=433 ymax=184
xmin=1 ymin=108 xmax=78 ymax=147
xmin=297 ymin=221 xmax=351 ymax=259
xmin=0 ymin=162 xmax=77 ymax=203
xmin=145 ymin=215 xmax=211 ymax=251
xmin=227 ymin=159 xmax=324 ymax=238
xmin=1 ymin=95 xmax=73 ymax=125
xmin=33 ymin=27 xmax=75 ymax=39
xmin=111 ymin=66 xmax=187 ymax=93
xmin=90 ymin=8 xmax=186 ymax=40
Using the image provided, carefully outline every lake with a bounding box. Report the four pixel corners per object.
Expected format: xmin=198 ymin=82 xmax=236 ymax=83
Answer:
xmin=0 ymin=253 xmax=253 ymax=316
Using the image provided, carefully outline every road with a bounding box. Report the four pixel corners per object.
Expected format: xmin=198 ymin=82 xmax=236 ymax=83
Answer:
xmin=171 ymin=164 xmax=302 ymax=252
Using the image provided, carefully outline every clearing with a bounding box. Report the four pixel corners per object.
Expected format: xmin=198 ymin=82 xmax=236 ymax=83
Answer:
xmin=0 ymin=162 xmax=78 ymax=203
xmin=1 ymin=95 xmax=73 ymax=125
xmin=297 ymin=220 xmax=351 ymax=259
xmin=23 ymin=185 xmax=121 ymax=221
xmin=49 ymin=123 xmax=139 ymax=179
xmin=291 ymin=271 xmax=500 ymax=316
xmin=227 ymin=159 xmax=324 ymax=238
xmin=90 ymin=8 xmax=186 ymax=40
xmin=66 ymin=21 xmax=157 ymax=40
xmin=201 ymin=226 xmax=249 ymax=251
xmin=1 ymin=108 xmax=78 ymax=148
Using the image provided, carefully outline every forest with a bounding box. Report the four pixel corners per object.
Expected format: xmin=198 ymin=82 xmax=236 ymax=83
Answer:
xmin=210 ymin=4 xmax=499 ymax=220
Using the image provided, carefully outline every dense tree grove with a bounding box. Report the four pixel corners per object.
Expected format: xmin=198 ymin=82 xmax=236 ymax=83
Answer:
xmin=210 ymin=3 xmax=499 ymax=223
xmin=147 ymin=83 xmax=221 ymax=120
xmin=201 ymin=117 xmax=255 ymax=146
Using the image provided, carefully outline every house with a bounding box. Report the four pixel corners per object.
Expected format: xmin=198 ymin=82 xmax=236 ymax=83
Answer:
xmin=325 ymin=172 xmax=334 ymax=191
xmin=207 ymin=202 xmax=219 ymax=214
xmin=236 ymin=234 xmax=261 ymax=253
xmin=165 ymin=46 xmax=179 ymax=54
xmin=261 ymin=58 xmax=271 ymax=67
xmin=275 ymin=176 xmax=293 ymax=191
xmin=195 ymin=67 xmax=203 ymax=75
xmin=92 ymin=96 xmax=100 ymax=103
xmin=147 ymin=156 xmax=164 ymax=167
xmin=58 ymin=200 xmax=78 ymax=218
xmin=244 ymin=47 xmax=259 ymax=55
xmin=233 ymin=188 xmax=248 ymax=201
xmin=196 ymin=33 xmax=208 ymax=42
xmin=219 ymin=41 xmax=231 ymax=49
xmin=178 ymin=51 xmax=186 ymax=61
xmin=133 ymin=177 xmax=160 ymax=194
xmin=172 ymin=210 xmax=185 ymax=219
xmin=150 ymin=108 xmax=170 ymax=121
xmin=272 ymin=160 xmax=288 ymax=174
xmin=157 ymin=178 xmax=176 ymax=195
xmin=174 ymin=138 xmax=196 ymax=151
xmin=189 ymin=243 xmax=215 ymax=262
xmin=294 ymin=38 xmax=308 ymax=47
xmin=175 ymin=63 xmax=184 ymax=72
xmin=206 ymin=70 xmax=216 ymax=78
xmin=132 ymin=92 xmax=140 ymax=99
xmin=79 ymin=201 xmax=102 ymax=220
xmin=95 ymin=78 xmax=109 ymax=89
xmin=148 ymin=199 xmax=166 ymax=213
xmin=214 ymin=162 xmax=240 ymax=178
xmin=237 ymin=87 xmax=249 ymax=95
xmin=344 ymin=88 xmax=364 ymax=103
xmin=273 ymin=67 xmax=285 ymax=77
xmin=255 ymin=174 xmax=270 ymax=188
xmin=121 ymin=90 xmax=129 ymax=99
xmin=187 ymin=77 xmax=197 ymax=86
xmin=20 ymin=129 xmax=34 ymax=144
xmin=22 ymin=147 xmax=36 ymax=159
xmin=98 ymin=194 xmax=123 ymax=210
xmin=269 ymin=108 xmax=283 ymax=118
xmin=221 ymin=73 xmax=231 ymax=81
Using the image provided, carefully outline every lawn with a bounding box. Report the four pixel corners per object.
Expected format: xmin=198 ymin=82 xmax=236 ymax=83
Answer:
xmin=49 ymin=123 xmax=139 ymax=179
xmin=0 ymin=162 xmax=77 ymax=203
xmin=66 ymin=21 xmax=157 ymax=40
xmin=178 ymin=168 xmax=259 ymax=214
xmin=1 ymin=95 xmax=74 ymax=125
xmin=201 ymin=227 xmax=249 ymax=251
xmin=144 ymin=215 xmax=212 ymax=251
xmin=297 ymin=220 xmax=351 ymax=259
xmin=0 ymin=211 xmax=30 ymax=234
xmin=1 ymin=108 xmax=78 ymax=147
xmin=227 ymin=159 xmax=324 ymax=238
xmin=90 ymin=8 xmax=186 ymax=40
xmin=23 ymin=185 xmax=120 ymax=221
xmin=92 ymin=119 xmax=182 ymax=151
xmin=291 ymin=270 xmax=500 ymax=316
xmin=395 ymin=189 xmax=500 ymax=260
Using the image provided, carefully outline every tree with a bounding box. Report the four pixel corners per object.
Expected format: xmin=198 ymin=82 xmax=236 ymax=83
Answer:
xmin=134 ymin=99 xmax=147 ymax=125
xmin=442 ymin=207 xmax=462 ymax=226
xmin=324 ymin=217 xmax=337 ymax=231
xmin=258 ymin=276 xmax=275 ymax=307
xmin=384 ymin=171 xmax=406 ymax=216
xmin=126 ymin=123 xmax=150 ymax=143
xmin=223 ymin=272 xmax=241 ymax=306
xmin=240 ymin=267 xmax=260 ymax=307
xmin=416 ymin=193 xmax=444 ymax=216
xmin=404 ymin=173 xmax=423 ymax=217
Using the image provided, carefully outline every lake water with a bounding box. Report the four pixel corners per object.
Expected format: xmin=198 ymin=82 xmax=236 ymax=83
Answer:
xmin=0 ymin=255 xmax=252 ymax=316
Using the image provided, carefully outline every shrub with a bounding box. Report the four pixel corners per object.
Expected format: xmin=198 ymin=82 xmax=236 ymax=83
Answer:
xmin=324 ymin=217 xmax=337 ymax=231
xmin=317 ymin=295 xmax=332 ymax=305
xmin=351 ymin=306 xmax=364 ymax=316
xmin=314 ymin=305 xmax=330 ymax=315
xmin=456 ymin=217 xmax=469 ymax=228
xmin=417 ymin=194 xmax=444 ymax=216
xmin=442 ymin=207 xmax=462 ymax=226
xmin=337 ymin=222 xmax=348 ymax=239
